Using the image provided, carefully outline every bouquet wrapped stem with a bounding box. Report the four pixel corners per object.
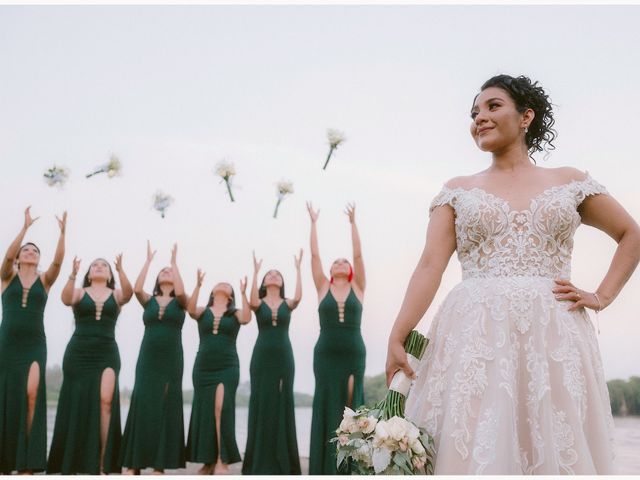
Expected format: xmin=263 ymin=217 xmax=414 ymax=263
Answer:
xmin=332 ymin=330 xmax=435 ymax=475
xmin=224 ymin=177 xmax=235 ymax=202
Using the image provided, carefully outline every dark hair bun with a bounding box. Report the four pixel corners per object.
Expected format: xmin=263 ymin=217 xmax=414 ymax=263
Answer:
xmin=480 ymin=74 xmax=557 ymax=158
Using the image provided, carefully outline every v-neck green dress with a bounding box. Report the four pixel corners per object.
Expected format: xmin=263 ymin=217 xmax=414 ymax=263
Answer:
xmin=120 ymin=296 xmax=186 ymax=470
xmin=186 ymin=308 xmax=241 ymax=465
xmin=242 ymin=300 xmax=300 ymax=474
xmin=0 ymin=275 xmax=48 ymax=473
xmin=309 ymin=287 xmax=366 ymax=475
xmin=47 ymin=291 xmax=122 ymax=474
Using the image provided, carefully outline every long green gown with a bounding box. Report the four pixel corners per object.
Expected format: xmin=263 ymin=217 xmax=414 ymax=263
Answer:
xmin=309 ymin=287 xmax=366 ymax=475
xmin=242 ymin=300 xmax=301 ymax=474
xmin=186 ymin=308 xmax=241 ymax=465
xmin=47 ymin=291 xmax=122 ymax=474
xmin=120 ymin=296 xmax=186 ymax=470
xmin=0 ymin=275 xmax=47 ymax=473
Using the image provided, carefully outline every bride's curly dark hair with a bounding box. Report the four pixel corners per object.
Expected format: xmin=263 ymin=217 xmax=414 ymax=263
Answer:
xmin=477 ymin=74 xmax=558 ymax=160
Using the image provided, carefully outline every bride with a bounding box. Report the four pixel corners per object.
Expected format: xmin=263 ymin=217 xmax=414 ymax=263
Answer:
xmin=385 ymin=74 xmax=640 ymax=474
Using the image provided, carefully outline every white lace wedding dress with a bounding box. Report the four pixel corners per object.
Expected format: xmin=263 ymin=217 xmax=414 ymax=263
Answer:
xmin=405 ymin=173 xmax=616 ymax=474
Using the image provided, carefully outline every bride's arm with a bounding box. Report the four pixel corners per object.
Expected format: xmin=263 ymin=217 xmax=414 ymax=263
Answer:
xmin=385 ymin=205 xmax=457 ymax=385
xmin=571 ymin=194 xmax=640 ymax=310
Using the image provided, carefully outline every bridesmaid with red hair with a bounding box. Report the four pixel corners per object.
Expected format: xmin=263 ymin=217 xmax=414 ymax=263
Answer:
xmin=306 ymin=202 xmax=367 ymax=475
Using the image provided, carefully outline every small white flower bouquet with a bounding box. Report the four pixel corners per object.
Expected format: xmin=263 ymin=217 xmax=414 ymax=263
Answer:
xmin=273 ymin=179 xmax=294 ymax=218
xmin=152 ymin=191 xmax=174 ymax=218
xmin=323 ymin=128 xmax=346 ymax=170
xmin=214 ymin=160 xmax=236 ymax=202
xmin=86 ymin=154 xmax=122 ymax=178
xmin=332 ymin=331 xmax=435 ymax=475
xmin=43 ymin=165 xmax=70 ymax=188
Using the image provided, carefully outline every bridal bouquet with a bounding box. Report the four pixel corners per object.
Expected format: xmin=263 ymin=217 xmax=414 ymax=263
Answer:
xmin=214 ymin=160 xmax=236 ymax=202
xmin=332 ymin=331 xmax=435 ymax=475
xmin=43 ymin=165 xmax=70 ymax=188
xmin=273 ymin=179 xmax=294 ymax=218
xmin=323 ymin=128 xmax=346 ymax=170
xmin=86 ymin=154 xmax=122 ymax=178
xmin=152 ymin=191 xmax=174 ymax=218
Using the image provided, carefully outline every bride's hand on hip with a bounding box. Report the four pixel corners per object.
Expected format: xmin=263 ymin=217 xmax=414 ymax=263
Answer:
xmin=385 ymin=339 xmax=416 ymax=387
xmin=552 ymin=279 xmax=603 ymax=312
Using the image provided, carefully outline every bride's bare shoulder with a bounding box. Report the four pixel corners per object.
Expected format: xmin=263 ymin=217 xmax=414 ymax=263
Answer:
xmin=545 ymin=166 xmax=588 ymax=183
xmin=443 ymin=173 xmax=485 ymax=190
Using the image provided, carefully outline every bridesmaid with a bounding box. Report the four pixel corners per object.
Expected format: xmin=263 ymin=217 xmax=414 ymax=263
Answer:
xmin=47 ymin=254 xmax=133 ymax=474
xmin=307 ymin=202 xmax=367 ymax=475
xmin=186 ymin=270 xmax=251 ymax=475
xmin=121 ymin=242 xmax=187 ymax=474
xmin=0 ymin=206 xmax=66 ymax=474
xmin=242 ymin=249 xmax=303 ymax=475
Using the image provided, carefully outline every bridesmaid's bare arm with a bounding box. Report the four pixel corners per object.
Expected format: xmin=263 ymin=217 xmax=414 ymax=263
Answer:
xmin=134 ymin=241 xmax=155 ymax=307
xmin=113 ymin=254 xmax=133 ymax=306
xmin=42 ymin=212 xmax=67 ymax=291
xmin=1 ymin=206 xmax=37 ymax=284
xmin=187 ymin=269 xmax=206 ymax=320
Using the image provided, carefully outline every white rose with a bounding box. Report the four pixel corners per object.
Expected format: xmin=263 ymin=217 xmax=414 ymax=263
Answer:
xmin=386 ymin=416 xmax=408 ymax=442
xmin=410 ymin=438 xmax=426 ymax=455
xmin=338 ymin=407 xmax=357 ymax=433
xmin=357 ymin=416 xmax=378 ymax=435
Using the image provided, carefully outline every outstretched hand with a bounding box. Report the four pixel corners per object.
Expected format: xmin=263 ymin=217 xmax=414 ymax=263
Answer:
xmin=196 ymin=269 xmax=206 ymax=287
xmin=306 ymin=202 xmax=320 ymax=223
xmin=345 ymin=202 xmax=356 ymax=224
xmin=240 ymin=276 xmax=248 ymax=295
xmin=56 ymin=211 xmax=67 ymax=234
xmin=170 ymin=243 xmax=178 ymax=265
xmin=294 ymin=248 xmax=303 ymax=270
xmin=71 ymin=256 xmax=81 ymax=277
xmin=114 ymin=253 xmax=124 ymax=273
xmin=23 ymin=206 xmax=39 ymax=230
xmin=146 ymin=241 xmax=156 ymax=263
xmin=252 ymin=250 xmax=262 ymax=273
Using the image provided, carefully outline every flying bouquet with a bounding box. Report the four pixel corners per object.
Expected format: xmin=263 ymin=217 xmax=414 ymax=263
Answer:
xmin=152 ymin=191 xmax=174 ymax=218
xmin=323 ymin=128 xmax=346 ymax=170
xmin=214 ymin=160 xmax=236 ymax=202
xmin=332 ymin=331 xmax=435 ymax=475
xmin=273 ymin=179 xmax=294 ymax=218
xmin=86 ymin=154 xmax=122 ymax=178
xmin=43 ymin=165 xmax=70 ymax=188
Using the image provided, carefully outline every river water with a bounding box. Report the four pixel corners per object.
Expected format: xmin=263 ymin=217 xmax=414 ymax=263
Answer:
xmin=46 ymin=406 xmax=640 ymax=473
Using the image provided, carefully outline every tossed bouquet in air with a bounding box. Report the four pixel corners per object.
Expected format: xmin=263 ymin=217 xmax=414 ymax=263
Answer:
xmin=214 ymin=159 xmax=236 ymax=202
xmin=322 ymin=128 xmax=345 ymax=170
xmin=331 ymin=330 xmax=435 ymax=475
xmin=273 ymin=179 xmax=294 ymax=218
xmin=43 ymin=165 xmax=70 ymax=188
xmin=86 ymin=154 xmax=122 ymax=178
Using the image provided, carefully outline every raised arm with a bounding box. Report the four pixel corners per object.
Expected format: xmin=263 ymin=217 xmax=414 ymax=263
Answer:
xmin=237 ymin=276 xmax=252 ymax=324
xmin=170 ymin=243 xmax=188 ymax=308
xmin=306 ymin=202 xmax=329 ymax=293
xmin=288 ymin=249 xmax=303 ymax=310
xmin=249 ymin=251 xmax=262 ymax=310
xmin=1 ymin=206 xmax=38 ymax=283
xmin=346 ymin=203 xmax=366 ymax=293
xmin=557 ymin=193 xmax=640 ymax=312
xmin=42 ymin=211 xmax=67 ymax=290
xmin=134 ymin=241 xmax=156 ymax=306
xmin=385 ymin=204 xmax=457 ymax=385
xmin=61 ymin=256 xmax=84 ymax=306
xmin=187 ymin=269 xmax=206 ymax=320
xmin=113 ymin=253 xmax=133 ymax=306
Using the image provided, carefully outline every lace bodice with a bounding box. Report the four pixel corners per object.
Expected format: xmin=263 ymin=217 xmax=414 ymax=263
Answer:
xmin=430 ymin=173 xmax=608 ymax=280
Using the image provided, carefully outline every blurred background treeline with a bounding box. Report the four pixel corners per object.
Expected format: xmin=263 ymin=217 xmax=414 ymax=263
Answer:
xmin=45 ymin=366 xmax=640 ymax=416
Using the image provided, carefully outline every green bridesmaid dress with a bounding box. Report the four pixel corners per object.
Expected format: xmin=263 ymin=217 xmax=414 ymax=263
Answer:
xmin=309 ymin=287 xmax=366 ymax=475
xmin=242 ymin=301 xmax=301 ymax=474
xmin=47 ymin=291 xmax=122 ymax=474
xmin=120 ymin=297 xmax=186 ymax=470
xmin=0 ymin=275 xmax=47 ymax=473
xmin=186 ymin=308 xmax=241 ymax=465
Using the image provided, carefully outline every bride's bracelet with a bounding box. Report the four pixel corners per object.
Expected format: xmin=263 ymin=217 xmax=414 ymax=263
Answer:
xmin=593 ymin=292 xmax=603 ymax=312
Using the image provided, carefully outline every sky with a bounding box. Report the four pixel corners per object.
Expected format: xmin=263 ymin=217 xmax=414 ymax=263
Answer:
xmin=1 ymin=5 xmax=639 ymax=395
